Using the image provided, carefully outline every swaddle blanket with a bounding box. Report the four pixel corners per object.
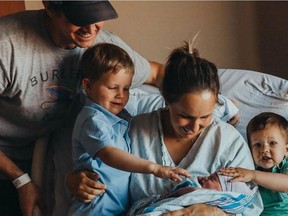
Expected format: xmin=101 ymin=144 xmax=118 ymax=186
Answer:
xmin=128 ymin=178 xmax=257 ymax=216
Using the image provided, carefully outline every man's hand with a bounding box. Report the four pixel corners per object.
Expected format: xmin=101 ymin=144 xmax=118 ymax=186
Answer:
xmin=18 ymin=181 xmax=44 ymax=216
xmin=65 ymin=170 xmax=106 ymax=202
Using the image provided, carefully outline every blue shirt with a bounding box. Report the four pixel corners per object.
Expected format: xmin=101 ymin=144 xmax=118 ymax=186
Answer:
xmin=69 ymin=98 xmax=131 ymax=216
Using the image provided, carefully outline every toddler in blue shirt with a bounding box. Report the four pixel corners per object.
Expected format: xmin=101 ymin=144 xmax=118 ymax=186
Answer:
xmin=68 ymin=43 xmax=190 ymax=216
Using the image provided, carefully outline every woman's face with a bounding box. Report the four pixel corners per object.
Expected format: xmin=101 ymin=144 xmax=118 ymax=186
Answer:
xmin=168 ymin=90 xmax=216 ymax=140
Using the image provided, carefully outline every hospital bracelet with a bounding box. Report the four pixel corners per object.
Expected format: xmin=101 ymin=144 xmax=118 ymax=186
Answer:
xmin=12 ymin=173 xmax=32 ymax=189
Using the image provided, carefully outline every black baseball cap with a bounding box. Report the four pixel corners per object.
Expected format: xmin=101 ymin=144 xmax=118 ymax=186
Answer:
xmin=51 ymin=1 xmax=118 ymax=26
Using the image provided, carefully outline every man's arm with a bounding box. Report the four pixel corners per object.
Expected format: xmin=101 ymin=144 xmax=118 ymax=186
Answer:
xmin=0 ymin=150 xmax=44 ymax=216
xmin=0 ymin=150 xmax=24 ymax=180
xmin=144 ymin=61 xmax=165 ymax=88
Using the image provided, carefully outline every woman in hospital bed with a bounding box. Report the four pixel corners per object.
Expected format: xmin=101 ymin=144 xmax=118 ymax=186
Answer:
xmin=53 ymin=49 xmax=240 ymax=216
xmin=64 ymin=43 xmax=263 ymax=215
xmin=66 ymin=43 xmax=263 ymax=215
xmin=125 ymin=43 xmax=263 ymax=215
xmin=33 ymin=34 xmax=288 ymax=215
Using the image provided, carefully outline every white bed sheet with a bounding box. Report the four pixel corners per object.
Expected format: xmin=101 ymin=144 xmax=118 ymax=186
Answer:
xmin=218 ymin=69 xmax=288 ymax=140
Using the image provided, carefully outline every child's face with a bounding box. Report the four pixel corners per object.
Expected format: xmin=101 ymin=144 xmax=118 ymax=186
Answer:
xmin=250 ymin=124 xmax=288 ymax=170
xmin=198 ymin=172 xmax=222 ymax=191
xmin=83 ymin=68 xmax=132 ymax=115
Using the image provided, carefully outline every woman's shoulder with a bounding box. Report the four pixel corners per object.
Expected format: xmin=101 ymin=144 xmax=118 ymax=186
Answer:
xmin=129 ymin=109 xmax=162 ymax=136
xmin=208 ymin=121 xmax=245 ymax=141
xmin=211 ymin=120 xmax=240 ymax=132
xmin=131 ymin=109 xmax=160 ymax=123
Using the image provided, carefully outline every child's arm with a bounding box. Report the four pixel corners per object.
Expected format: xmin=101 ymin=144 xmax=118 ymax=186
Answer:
xmin=97 ymin=146 xmax=190 ymax=181
xmin=220 ymin=167 xmax=288 ymax=192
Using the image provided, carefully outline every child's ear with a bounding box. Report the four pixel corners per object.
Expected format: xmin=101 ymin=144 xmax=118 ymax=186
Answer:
xmin=82 ymin=78 xmax=91 ymax=93
xmin=285 ymin=142 xmax=288 ymax=156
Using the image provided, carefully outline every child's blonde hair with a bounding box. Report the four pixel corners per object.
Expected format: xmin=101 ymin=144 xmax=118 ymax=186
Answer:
xmin=79 ymin=43 xmax=134 ymax=81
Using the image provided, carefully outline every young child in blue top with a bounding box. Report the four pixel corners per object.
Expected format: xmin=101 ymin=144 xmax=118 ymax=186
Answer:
xmin=68 ymin=43 xmax=190 ymax=216
xmin=221 ymin=112 xmax=288 ymax=216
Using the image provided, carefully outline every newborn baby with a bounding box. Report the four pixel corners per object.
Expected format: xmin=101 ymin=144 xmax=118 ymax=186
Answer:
xmin=128 ymin=172 xmax=258 ymax=215
xmin=169 ymin=172 xmax=256 ymax=197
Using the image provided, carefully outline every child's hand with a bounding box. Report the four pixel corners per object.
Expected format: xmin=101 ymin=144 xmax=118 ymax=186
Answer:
xmin=219 ymin=167 xmax=255 ymax=182
xmin=153 ymin=165 xmax=191 ymax=182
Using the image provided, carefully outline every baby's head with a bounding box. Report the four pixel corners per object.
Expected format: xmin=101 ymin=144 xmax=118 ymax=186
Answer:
xmin=198 ymin=172 xmax=222 ymax=191
xmin=246 ymin=112 xmax=288 ymax=170
xmin=198 ymin=172 xmax=255 ymax=195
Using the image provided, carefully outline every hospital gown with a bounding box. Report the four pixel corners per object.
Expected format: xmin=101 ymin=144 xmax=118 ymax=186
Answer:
xmin=128 ymin=109 xmax=263 ymax=216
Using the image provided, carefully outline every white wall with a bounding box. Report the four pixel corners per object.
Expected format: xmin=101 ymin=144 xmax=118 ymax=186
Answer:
xmin=25 ymin=0 xmax=43 ymax=10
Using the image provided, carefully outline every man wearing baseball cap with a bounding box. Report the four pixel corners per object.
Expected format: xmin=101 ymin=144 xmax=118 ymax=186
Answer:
xmin=42 ymin=1 xmax=119 ymax=49
xmin=0 ymin=1 xmax=164 ymax=216
xmin=54 ymin=0 xmax=118 ymax=27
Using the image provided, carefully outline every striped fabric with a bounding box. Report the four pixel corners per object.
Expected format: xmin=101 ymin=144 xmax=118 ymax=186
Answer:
xmin=138 ymin=177 xmax=257 ymax=215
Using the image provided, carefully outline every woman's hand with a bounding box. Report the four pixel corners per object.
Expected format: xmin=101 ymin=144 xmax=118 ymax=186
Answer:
xmin=160 ymin=204 xmax=227 ymax=216
xmin=65 ymin=170 xmax=106 ymax=202
xmin=17 ymin=181 xmax=44 ymax=216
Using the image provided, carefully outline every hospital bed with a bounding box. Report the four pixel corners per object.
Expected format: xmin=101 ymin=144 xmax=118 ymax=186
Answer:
xmin=31 ymin=69 xmax=288 ymax=216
